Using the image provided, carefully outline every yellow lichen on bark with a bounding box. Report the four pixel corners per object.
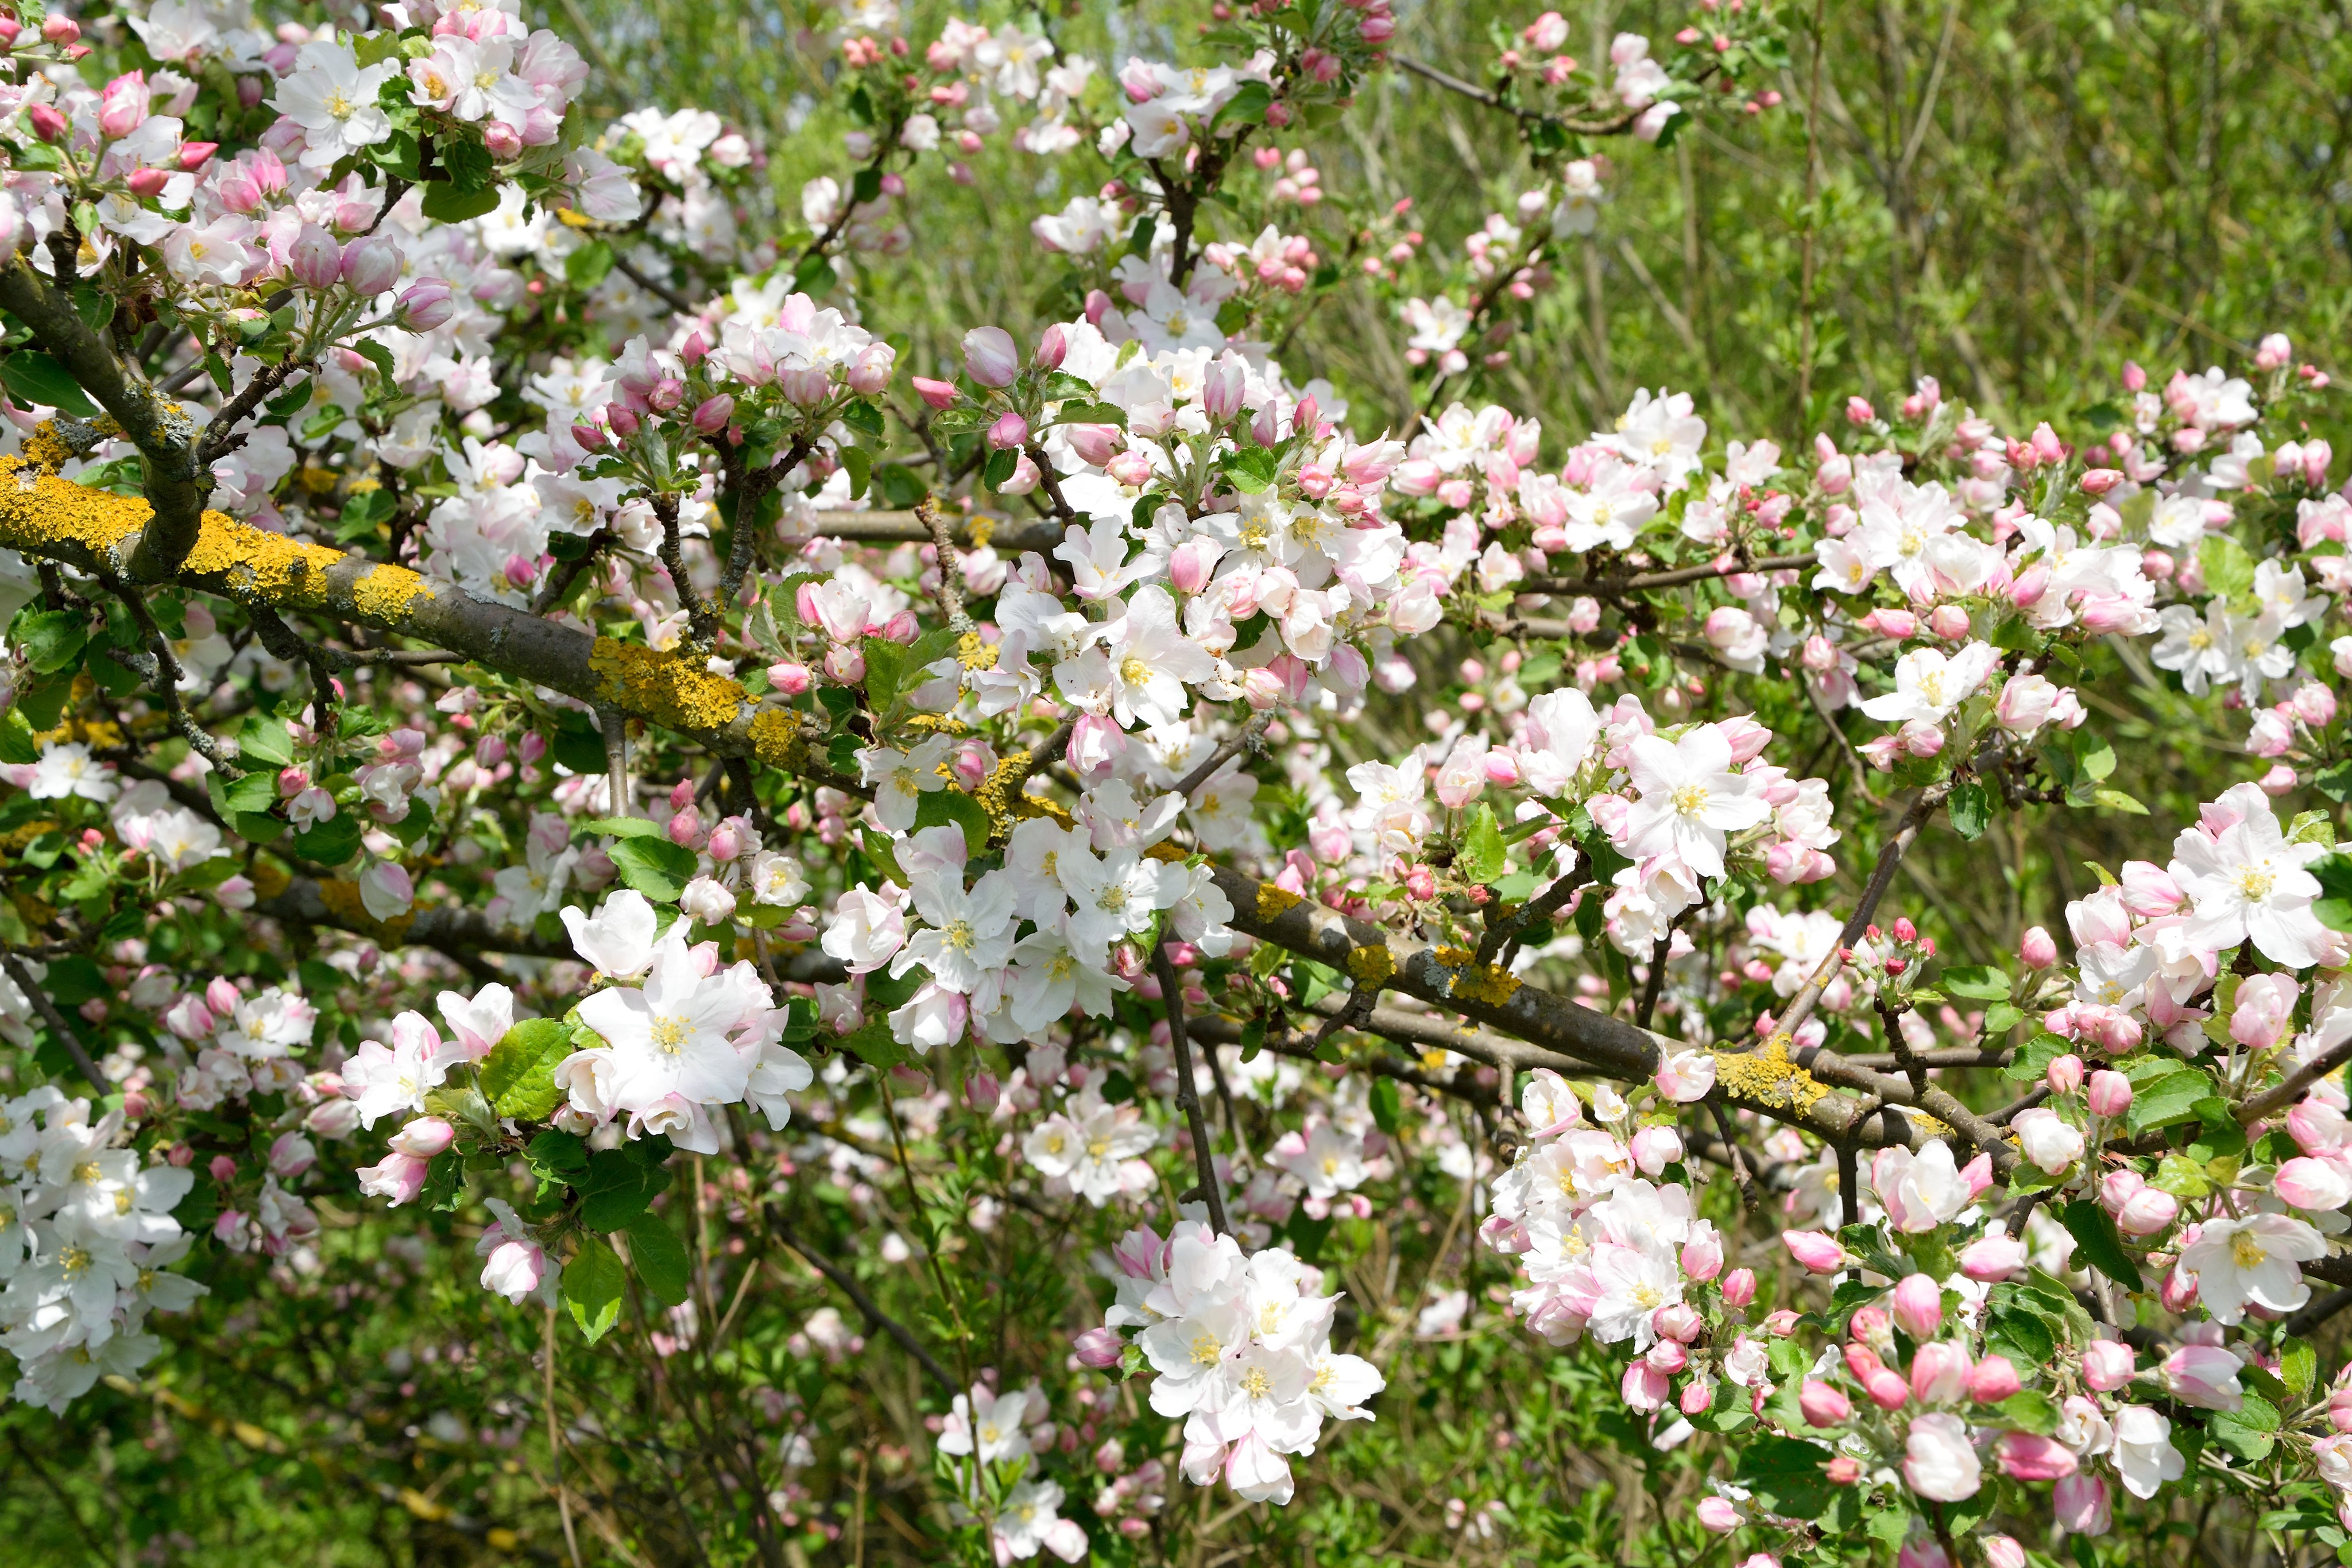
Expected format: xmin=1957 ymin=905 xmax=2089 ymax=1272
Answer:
xmin=1433 ymin=945 xmax=1522 ymax=1006
xmin=1345 ymin=944 xmax=1395 ymax=985
xmin=0 ymin=455 xmax=151 ymax=557
xmin=1712 ymin=1033 xmax=1830 ymax=1116
xmin=1255 ymin=884 xmax=1303 ymax=920
xmin=588 ymin=637 xmax=746 ymax=733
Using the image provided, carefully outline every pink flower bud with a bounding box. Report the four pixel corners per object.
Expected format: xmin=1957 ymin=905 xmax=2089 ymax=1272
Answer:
xmin=2046 ymin=1053 xmax=2085 ymax=1094
xmin=692 ymin=394 xmax=736 ymax=435
xmin=1680 ymin=1232 xmax=1723 ymax=1281
xmin=1782 ymin=1230 xmax=1847 ymax=1274
xmin=126 ymin=168 xmax=170 ymax=198
xmin=41 ymin=15 xmax=79 ymax=44
xmin=1968 ymin=1354 xmax=2022 ymax=1403
xmin=962 ymin=326 xmax=1020 ymax=387
xmin=986 ymin=410 xmax=1031 ymax=451
xmin=1035 ymin=323 xmax=1069 ymax=370
xmin=2117 ymin=1187 xmax=2178 ymax=1236
xmin=397 ymin=278 xmax=455 ymax=331
xmin=846 ymin=342 xmax=896 ymax=396
xmin=1072 ymin=1325 xmax=1124 ymax=1368
xmin=1799 ymin=1379 xmax=1851 ymax=1427
xmin=1065 ymin=423 xmax=1121 ymax=466
xmin=339 ymin=234 xmax=401 ymax=295
xmin=2020 ymin=926 xmax=2057 ymax=969
xmin=2082 ymin=1338 xmax=2136 ymax=1392
xmin=1891 ymin=1273 xmax=1943 ymax=1338
xmin=1996 ymin=1431 xmax=2078 ymax=1481
xmin=1720 ymin=1268 xmax=1756 ymax=1307
xmin=2086 ymin=1070 xmax=2133 ymax=1118
xmin=26 ymin=104 xmax=67 ymax=142
xmin=912 ymin=375 xmax=960 ymax=409
xmin=1696 ymin=1496 xmax=1742 ymax=1533
xmin=390 ymin=1116 xmax=456 ymax=1157
xmin=206 ymin=977 xmax=242 ymax=1016
xmin=207 ymin=1153 xmax=238 ymax=1182
xmin=767 ymin=661 xmax=813 ymax=695
xmin=1864 ymin=1368 xmax=1910 ymax=1410
xmin=1169 ymin=536 xmax=1222 ymax=595
xmin=1959 ymin=1233 xmax=2029 ymax=1281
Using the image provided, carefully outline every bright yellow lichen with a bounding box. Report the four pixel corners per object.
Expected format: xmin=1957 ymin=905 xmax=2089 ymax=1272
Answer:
xmin=1432 ymin=945 xmax=1522 ymax=1006
xmin=0 ymin=455 xmax=152 ymax=557
xmin=1345 ymin=944 xmax=1395 ymax=985
xmin=588 ymin=637 xmax=746 ymax=733
xmin=957 ymin=632 xmax=998 ymax=671
xmin=1255 ymin=884 xmax=1303 ymax=920
xmin=748 ymin=707 xmax=808 ymax=772
xmin=1712 ymin=1032 xmax=1830 ymax=1117
xmin=966 ymin=516 xmax=996 ymax=550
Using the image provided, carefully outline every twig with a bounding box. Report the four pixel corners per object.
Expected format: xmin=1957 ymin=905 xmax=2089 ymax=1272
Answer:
xmin=2283 ymin=1286 xmax=2352 ymax=1340
xmin=598 ymin=704 xmax=632 ymax=819
xmin=918 ymin=497 xmax=976 ymax=636
xmin=1776 ymin=782 xmax=1953 ymax=1043
xmin=1518 ymin=552 xmax=1816 ymax=597
xmin=1709 ymin=1097 xmax=1760 ymax=1211
xmin=652 ymin=493 xmax=719 ymax=646
xmin=543 ymin=1308 xmax=587 ymax=1568
xmin=1394 ymin=54 xmax=1677 ymax=138
xmin=2237 ymin=1035 xmax=2352 ymax=1124
xmin=0 ymin=952 xmax=111 ymax=1094
xmin=533 ymin=530 xmax=614 ymax=615
xmin=1153 ymin=938 xmax=1229 ymax=1236
xmin=1173 ymin=713 xmax=1270 ymax=800
xmin=613 ymin=252 xmax=697 ymax=318
xmin=1473 ymin=844 xmax=1589 ymax=969
xmin=768 ymin=1222 xmax=956 ymax=1400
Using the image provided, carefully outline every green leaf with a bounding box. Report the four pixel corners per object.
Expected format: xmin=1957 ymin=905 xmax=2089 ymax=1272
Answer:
xmin=862 ymin=636 xmax=907 ymax=708
xmin=1983 ymin=1299 xmax=2056 ymax=1366
xmin=913 ymin=785 xmax=991 ymax=847
xmin=839 ymin=399 xmax=887 ymax=440
xmin=2152 ymin=1152 xmax=2215 ymax=1198
xmin=1210 ymin=79 xmax=1273 ymax=131
xmin=2315 ymin=853 xmax=2352 ymax=934
xmin=982 ymin=446 xmax=1018 ymax=491
xmin=563 ymin=1237 xmax=626 ymax=1343
xmin=2199 ymin=534 xmax=2255 ymax=601
xmin=2211 ymin=1393 xmax=2281 ymax=1461
xmin=2058 ymin=1198 xmax=2145 ymax=1290
xmin=1732 ymin=1437 xmax=1836 ymax=1519
xmin=840 ymin=1019 xmax=909 ymax=1068
xmin=578 ymin=1147 xmax=669 ymax=1231
xmin=1456 ymin=804 xmax=1506 ymax=885
xmin=857 ymin=828 xmax=907 ymax=886
xmin=524 ymin=1128 xmax=590 ymax=1183
xmin=2092 ymin=787 xmax=2149 ymax=815
xmin=608 ymin=836 xmax=698 ymax=902
xmin=478 ymin=1018 xmax=574 ymax=1121
xmin=419 ymin=1150 xmax=465 ymax=1212
xmin=1937 ymin=965 xmax=2011 ymax=1001
xmin=0 ymin=351 xmax=98 ymax=416
xmin=580 ymin=815 xmax=665 ymax=840
xmin=1368 ymin=1077 xmax=1401 ymax=1135
xmin=2005 ymin=1031 xmax=2072 ymax=1082
xmin=1997 ymin=1389 xmax=2061 ymax=1436
xmin=1948 ymin=779 xmax=1991 ymax=839
xmin=239 ymin=713 xmax=293 ymax=768
xmin=2282 ymin=1336 xmax=2318 ymax=1400
xmin=2126 ymin=1070 xmax=2218 ymax=1134
xmin=292 ymin=815 xmax=363 ymax=867
xmin=419 ymin=180 xmax=501 ymax=222
xmin=564 ymin=238 xmax=615 ymax=289
xmin=624 ymin=1213 xmax=692 ymax=1306
xmin=12 ymin=610 xmax=87 ymax=675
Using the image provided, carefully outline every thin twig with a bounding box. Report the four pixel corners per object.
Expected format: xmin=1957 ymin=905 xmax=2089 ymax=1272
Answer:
xmin=0 ymin=952 xmax=111 ymax=1094
xmin=1173 ymin=713 xmax=1270 ymax=800
xmin=768 ymin=1222 xmax=957 ymax=1400
xmin=1153 ymin=938 xmax=1229 ymax=1236
xmin=1777 ymin=782 xmax=1953 ymax=1043
xmin=598 ymin=704 xmax=632 ymax=819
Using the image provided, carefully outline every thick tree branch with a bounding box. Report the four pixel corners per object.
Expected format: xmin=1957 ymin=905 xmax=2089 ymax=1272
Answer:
xmin=0 ymin=257 xmax=210 ymax=580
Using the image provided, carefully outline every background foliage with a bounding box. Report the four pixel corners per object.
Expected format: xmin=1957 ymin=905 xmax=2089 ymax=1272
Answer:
xmin=6 ymin=1 xmax=2351 ymax=1564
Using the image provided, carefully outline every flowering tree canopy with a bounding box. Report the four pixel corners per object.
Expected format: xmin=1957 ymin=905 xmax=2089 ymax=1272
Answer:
xmin=2 ymin=1 xmax=2352 ymax=1566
